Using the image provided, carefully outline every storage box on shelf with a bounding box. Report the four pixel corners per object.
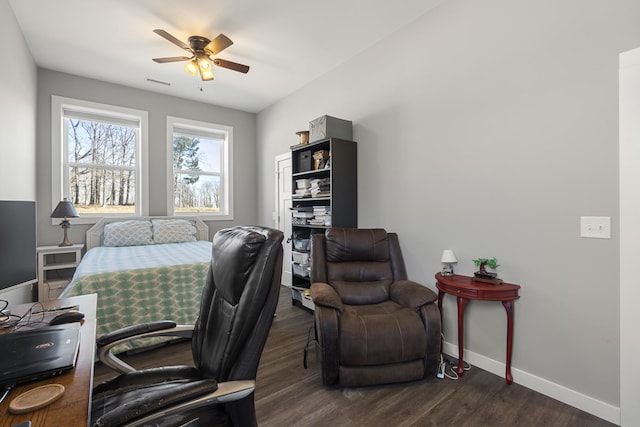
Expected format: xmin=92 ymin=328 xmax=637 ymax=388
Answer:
xmin=292 ymin=263 xmax=310 ymax=278
xmin=289 ymin=137 xmax=357 ymax=311
xmin=292 ymin=251 xmax=309 ymax=264
xmin=309 ymin=115 xmax=353 ymax=143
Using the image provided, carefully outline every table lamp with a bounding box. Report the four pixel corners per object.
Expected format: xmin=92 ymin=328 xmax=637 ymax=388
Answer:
xmin=51 ymin=198 xmax=79 ymax=246
xmin=441 ymin=249 xmax=458 ymax=276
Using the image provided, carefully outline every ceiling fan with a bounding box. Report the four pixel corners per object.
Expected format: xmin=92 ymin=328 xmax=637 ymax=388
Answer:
xmin=152 ymin=29 xmax=250 ymax=81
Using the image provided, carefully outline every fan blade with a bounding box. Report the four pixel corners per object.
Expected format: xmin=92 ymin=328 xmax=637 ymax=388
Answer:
xmin=213 ymin=58 xmax=250 ymax=73
xmin=153 ymin=29 xmax=190 ymax=51
xmin=152 ymin=56 xmax=193 ymax=63
xmin=205 ymin=34 xmax=233 ymax=55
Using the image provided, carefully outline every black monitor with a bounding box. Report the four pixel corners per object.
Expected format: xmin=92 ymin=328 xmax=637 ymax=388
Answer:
xmin=0 ymin=200 xmax=37 ymax=291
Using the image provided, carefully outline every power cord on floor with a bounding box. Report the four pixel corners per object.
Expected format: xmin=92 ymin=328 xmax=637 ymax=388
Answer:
xmin=302 ymin=324 xmax=319 ymax=369
xmin=438 ymin=332 xmax=471 ymax=380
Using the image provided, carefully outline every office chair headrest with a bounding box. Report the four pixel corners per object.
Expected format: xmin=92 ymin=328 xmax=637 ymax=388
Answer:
xmin=212 ymin=227 xmax=267 ymax=305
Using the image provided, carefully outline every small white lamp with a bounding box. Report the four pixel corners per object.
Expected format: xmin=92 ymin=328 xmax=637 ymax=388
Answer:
xmin=441 ymin=249 xmax=458 ymax=276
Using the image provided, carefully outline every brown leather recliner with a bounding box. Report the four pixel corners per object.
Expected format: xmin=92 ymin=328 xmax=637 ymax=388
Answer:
xmin=310 ymin=228 xmax=441 ymax=387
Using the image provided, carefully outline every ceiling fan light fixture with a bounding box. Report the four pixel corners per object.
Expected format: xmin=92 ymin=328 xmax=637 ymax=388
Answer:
xmin=198 ymin=57 xmax=211 ymax=70
xmin=153 ymin=29 xmax=248 ymax=83
xmin=185 ymin=60 xmax=198 ymax=76
xmin=200 ymin=68 xmax=214 ymax=81
xmin=197 ymin=54 xmax=214 ymax=80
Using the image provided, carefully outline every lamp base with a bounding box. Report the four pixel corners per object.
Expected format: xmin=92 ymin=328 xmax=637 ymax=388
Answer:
xmin=441 ymin=264 xmax=454 ymax=276
xmin=59 ymin=220 xmax=73 ymax=246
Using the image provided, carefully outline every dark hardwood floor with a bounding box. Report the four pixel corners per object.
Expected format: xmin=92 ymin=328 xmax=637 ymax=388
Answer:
xmin=94 ymin=286 xmax=615 ymax=427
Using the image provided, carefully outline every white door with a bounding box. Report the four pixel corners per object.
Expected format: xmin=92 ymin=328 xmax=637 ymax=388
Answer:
xmin=275 ymin=153 xmax=292 ymax=287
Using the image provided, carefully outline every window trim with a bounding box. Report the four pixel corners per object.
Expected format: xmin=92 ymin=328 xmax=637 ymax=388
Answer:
xmin=51 ymin=96 xmax=149 ymax=225
xmin=166 ymin=116 xmax=233 ymax=220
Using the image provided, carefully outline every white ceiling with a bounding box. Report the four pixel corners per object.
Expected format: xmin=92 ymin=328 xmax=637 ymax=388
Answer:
xmin=8 ymin=0 xmax=444 ymax=113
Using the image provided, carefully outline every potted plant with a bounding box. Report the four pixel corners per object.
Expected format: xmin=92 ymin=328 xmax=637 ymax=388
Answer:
xmin=472 ymin=257 xmax=502 ymax=283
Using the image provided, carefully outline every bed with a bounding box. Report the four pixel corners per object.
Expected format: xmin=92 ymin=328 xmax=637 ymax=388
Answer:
xmin=60 ymin=216 xmax=212 ymax=352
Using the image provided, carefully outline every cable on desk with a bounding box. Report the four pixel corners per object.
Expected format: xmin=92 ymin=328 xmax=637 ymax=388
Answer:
xmin=0 ymin=383 xmax=15 ymax=405
xmin=1 ymin=301 xmax=46 ymax=331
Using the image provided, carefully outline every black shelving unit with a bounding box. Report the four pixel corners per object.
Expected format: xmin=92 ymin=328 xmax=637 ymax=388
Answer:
xmin=289 ymin=137 xmax=357 ymax=310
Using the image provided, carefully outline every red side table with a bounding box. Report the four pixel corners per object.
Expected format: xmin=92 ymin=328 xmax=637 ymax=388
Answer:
xmin=435 ymin=273 xmax=521 ymax=384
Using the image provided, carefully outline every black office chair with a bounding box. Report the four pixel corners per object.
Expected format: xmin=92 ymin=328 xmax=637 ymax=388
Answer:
xmin=91 ymin=226 xmax=284 ymax=427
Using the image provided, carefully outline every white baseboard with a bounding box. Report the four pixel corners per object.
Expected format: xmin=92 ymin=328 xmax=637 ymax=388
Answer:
xmin=442 ymin=342 xmax=620 ymax=425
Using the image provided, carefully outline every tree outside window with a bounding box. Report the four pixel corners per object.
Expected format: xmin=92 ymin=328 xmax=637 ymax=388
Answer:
xmin=53 ymin=96 xmax=148 ymax=220
xmin=168 ymin=116 xmax=232 ymax=219
xmin=67 ymin=119 xmax=138 ymax=214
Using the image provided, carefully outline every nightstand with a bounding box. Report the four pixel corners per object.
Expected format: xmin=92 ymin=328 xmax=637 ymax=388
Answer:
xmin=37 ymin=244 xmax=84 ymax=301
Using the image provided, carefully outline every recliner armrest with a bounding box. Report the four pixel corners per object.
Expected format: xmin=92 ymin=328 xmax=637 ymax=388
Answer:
xmin=391 ymin=280 xmax=438 ymax=309
xmin=311 ymin=282 xmax=343 ymax=312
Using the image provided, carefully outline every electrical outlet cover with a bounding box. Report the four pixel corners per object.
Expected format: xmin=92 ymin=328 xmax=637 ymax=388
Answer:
xmin=580 ymin=216 xmax=611 ymax=239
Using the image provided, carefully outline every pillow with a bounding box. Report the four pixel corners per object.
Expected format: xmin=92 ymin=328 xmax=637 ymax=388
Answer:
xmin=152 ymin=219 xmax=197 ymax=244
xmin=103 ymin=220 xmax=153 ymax=247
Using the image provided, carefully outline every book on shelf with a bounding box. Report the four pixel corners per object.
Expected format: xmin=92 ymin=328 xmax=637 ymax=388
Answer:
xmin=293 ymin=211 xmax=314 ymax=218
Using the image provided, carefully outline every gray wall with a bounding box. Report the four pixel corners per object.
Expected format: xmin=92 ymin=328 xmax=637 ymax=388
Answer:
xmin=256 ymin=0 xmax=640 ymax=420
xmin=0 ymin=0 xmax=37 ymax=304
xmin=0 ymin=1 xmax=36 ymax=201
xmin=37 ymin=69 xmax=258 ymax=246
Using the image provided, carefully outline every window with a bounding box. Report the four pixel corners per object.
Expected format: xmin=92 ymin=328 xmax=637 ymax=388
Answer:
xmin=167 ymin=116 xmax=233 ymax=220
xmin=52 ymin=96 xmax=148 ymax=222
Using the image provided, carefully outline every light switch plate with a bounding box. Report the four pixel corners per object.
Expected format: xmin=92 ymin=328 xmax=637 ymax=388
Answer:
xmin=580 ymin=216 xmax=611 ymax=239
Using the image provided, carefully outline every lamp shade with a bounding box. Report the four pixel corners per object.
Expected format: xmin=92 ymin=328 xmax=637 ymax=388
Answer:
xmin=51 ymin=199 xmax=79 ymax=219
xmin=441 ymin=249 xmax=458 ymax=264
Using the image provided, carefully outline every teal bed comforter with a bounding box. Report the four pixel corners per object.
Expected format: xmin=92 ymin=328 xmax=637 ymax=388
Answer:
xmin=60 ymin=241 xmax=212 ymax=351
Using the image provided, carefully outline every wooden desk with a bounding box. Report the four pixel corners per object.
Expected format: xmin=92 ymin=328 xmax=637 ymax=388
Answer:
xmin=435 ymin=273 xmax=520 ymax=384
xmin=1 ymin=293 xmax=97 ymax=427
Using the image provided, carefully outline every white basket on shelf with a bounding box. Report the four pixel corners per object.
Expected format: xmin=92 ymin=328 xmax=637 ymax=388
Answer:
xmin=292 ymin=251 xmax=310 ymax=264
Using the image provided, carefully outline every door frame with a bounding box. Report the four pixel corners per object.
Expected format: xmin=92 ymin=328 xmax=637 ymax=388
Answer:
xmin=620 ymin=46 xmax=640 ymax=426
xmin=275 ymin=152 xmax=292 ymax=287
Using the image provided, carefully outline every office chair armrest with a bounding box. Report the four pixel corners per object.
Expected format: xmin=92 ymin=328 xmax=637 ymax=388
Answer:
xmin=94 ymin=378 xmax=219 ymax=427
xmin=390 ymin=280 xmax=438 ymax=309
xmin=96 ymin=320 xmax=179 ymax=347
xmin=97 ymin=323 xmax=195 ymax=374
xmin=93 ymin=365 xmax=202 ymax=397
xmin=114 ymin=380 xmax=256 ymax=427
xmin=310 ymin=282 xmax=343 ymax=312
